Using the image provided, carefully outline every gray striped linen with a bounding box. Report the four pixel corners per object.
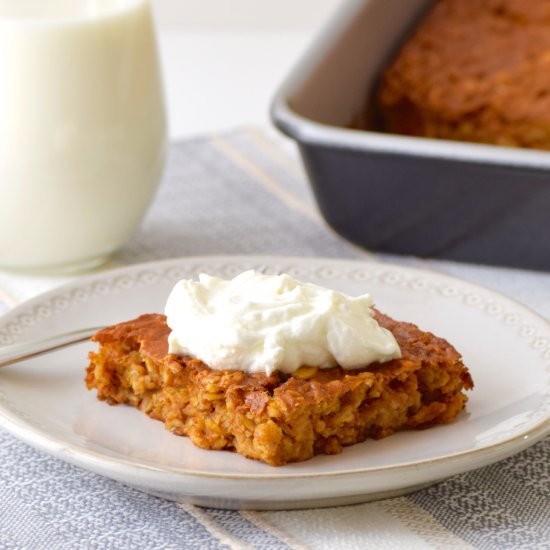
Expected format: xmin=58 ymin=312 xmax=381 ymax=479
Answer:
xmin=0 ymin=127 xmax=548 ymax=550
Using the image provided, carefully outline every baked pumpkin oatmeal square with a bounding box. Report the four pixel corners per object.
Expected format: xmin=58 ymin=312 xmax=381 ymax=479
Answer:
xmin=86 ymin=311 xmax=473 ymax=466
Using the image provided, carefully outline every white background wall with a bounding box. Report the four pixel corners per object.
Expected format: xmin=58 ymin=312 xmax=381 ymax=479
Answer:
xmin=150 ymin=0 xmax=343 ymax=138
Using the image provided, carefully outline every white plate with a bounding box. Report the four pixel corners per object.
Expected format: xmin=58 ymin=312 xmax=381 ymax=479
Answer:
xmin=0 ymin=256 xmax=548 ymax=510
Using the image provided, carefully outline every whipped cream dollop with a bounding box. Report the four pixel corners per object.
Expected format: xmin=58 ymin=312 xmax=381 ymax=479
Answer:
xmin=165 ymin=270 xmax=401 ymax=375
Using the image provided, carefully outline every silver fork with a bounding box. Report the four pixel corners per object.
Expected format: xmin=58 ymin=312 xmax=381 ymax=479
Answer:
xmin=0 ymin=326 xmax=104 ymax=368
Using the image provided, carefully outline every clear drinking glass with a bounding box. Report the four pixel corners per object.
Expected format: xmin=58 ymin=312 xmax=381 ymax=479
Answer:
xmin=0 ymin=0 xmax=166 ymax=272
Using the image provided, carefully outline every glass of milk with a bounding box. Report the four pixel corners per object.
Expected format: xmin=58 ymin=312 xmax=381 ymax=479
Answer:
xmin=0 ymin=0 xmax=166 ymax=272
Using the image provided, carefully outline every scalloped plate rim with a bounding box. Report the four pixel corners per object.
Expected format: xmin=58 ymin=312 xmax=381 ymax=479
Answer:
xmin=0 ymin=255 xmax=548 ymax=503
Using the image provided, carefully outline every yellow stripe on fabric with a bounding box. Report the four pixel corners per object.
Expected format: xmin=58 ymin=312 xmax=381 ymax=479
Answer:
xmin=243 ymin=125 xmax=306 ymax=180
xmin=240 ymin=511 xmax=312 ymax=550
xmin=376 ymin=497 xmax=476 ymax=550
xmin=211 ymin=133 xmax=378 ymax=261
xmin=0 ymin=286 xmax=19 ymax=308
xmin=178 ymin=503 xmax=254 ymax=550
xmin=211 ymin=135 xmax=324 ymax=225
xmin=251 ymin=497 xmax=477 ymax=550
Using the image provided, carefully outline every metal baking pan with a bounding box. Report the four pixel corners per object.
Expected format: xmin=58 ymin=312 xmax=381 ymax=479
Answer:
xmin=271 ymin=0 xmax=550 ymax=271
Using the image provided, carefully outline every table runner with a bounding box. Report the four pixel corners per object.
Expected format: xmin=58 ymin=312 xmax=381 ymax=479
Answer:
xmin=0 ymin=127 xmax=548 ymax=550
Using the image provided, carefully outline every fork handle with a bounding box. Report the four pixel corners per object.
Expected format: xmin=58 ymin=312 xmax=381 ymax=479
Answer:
xmin=0 ymin=327 xmax=103 ymax=368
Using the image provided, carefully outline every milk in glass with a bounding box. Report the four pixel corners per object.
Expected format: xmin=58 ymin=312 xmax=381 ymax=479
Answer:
xmin=0 ymin=0 xmax=166 ymax=270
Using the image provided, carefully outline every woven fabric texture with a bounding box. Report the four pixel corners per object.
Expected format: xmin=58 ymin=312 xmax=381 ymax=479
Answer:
xmin=0 ymin=128 xmax=548 ymax=550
